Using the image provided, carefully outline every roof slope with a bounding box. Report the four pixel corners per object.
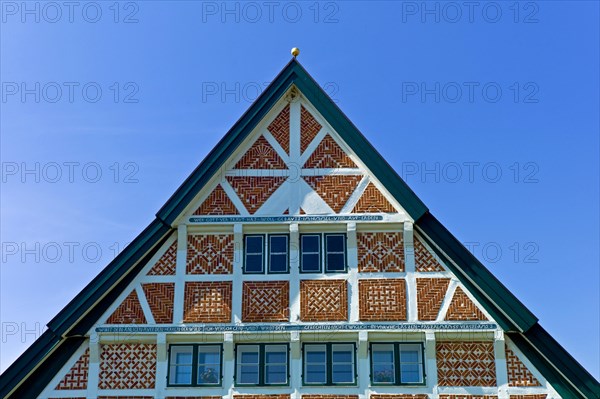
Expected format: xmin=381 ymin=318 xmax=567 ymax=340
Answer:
xmin=1 ymin=59 xmax=598 ymax=399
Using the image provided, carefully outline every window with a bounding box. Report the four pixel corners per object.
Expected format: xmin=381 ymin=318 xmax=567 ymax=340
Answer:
xmin=300 ymin=234 xmax=321 ymax=273
xmin=269 ymin=235 xmax=289 ymax=273
xmin=325 ymin=234 xmax=346 ymax=272
xmin=303 ymin=343 xmax=356 ymax=385
xmin=236 ymin=344 xmax=289 ymax=386
xmin=168 ymin=344 xmax=222 ymax=386
xmin=244 ymin=234 xmax=289 ymax=274
xmin=370 ymin=343 xmax=424 ymax=385
xmin=300 ymin=233 xmax=347 ymax=273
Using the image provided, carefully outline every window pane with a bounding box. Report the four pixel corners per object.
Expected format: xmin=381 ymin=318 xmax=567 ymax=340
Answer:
xmin=301 ymin=235 xmax=320 ymax=252
xmin=239 ymin=365 xmax=259 ymax=384
xmin=332 ymin=363 xmax=354 ymax=383
xmin=270 ymin=235 xmax=288 ymax=253
xmin=373 ymin=364 xmax=395 ymax=383
xmin=326 ymin=253 xmax=345 ymax=271
xmin=306 ymin=351 xmax=326 ymax=363
xmin=372 ymin=350 xmax=394 ymax=364
xmin=266 ymin=351 xmax=286 ymax=364
xmin=301 ymin=254 xmax=320 ymax=272
xmin=175 ymin=351 xmax=192 ymax=364
xmin=198 ymin=364 xmax=219 ymax=384
xmin=332 ymin=350 xmax=352 ymax=363
xmin=270 ymin=254 xmax=287 ymax=272
xmin=245 ymin=254 xmax=263 ymax=273
xmin=400 ymin=363 xmax=422 ymax=383
xmin=265 ymin=364 xmax=287 ymax=384
xmin=305 ymin=364 xmax=327 ymax=383
xmin=172 ymin=365 xmax=192 ymax=384
xmin=241 ymin=351 xmax=259 ymax=363
xmin=400 ymin=346 xmax=420 ymax=363
xmin=246 ymin=236 xmax=264 ymax=253
xmin=198 ymin=347 xmax=220 ymax=364
xmin=326 ymin=234 xmax=345 ymax=252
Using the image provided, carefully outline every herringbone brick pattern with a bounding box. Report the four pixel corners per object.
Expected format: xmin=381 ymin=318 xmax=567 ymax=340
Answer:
xmin=445 ymin=287 xmax=487 ymax=321
xmin=509 ymin=396 xmax=547 ymax=399
xmin=55 ymin=348 xmax=89 ymax=390
xmin=300 ymin=279 xmax=348 ymax=321
xmin=227 ymin=176 xmax=287 ymax=214
xmin=300 ymin=105 xmax=322 ymax=154
xmin=357 ymin=232 xmax=404 ymax=272
xmin=268 ymin=104 xmax=290 ymax=154
xmin=194 ymin=184 xmax=239 ymax=215
xmin=439 ymin=396 xmax=498 ymax=399
xmin=506 ymin=346 xmax=541 ymax=386
xmin=183 ymin=281 xmax=232 ymax=323
xmin=358 ymin=279 xmax=407 ymax=321
xmin=146 ymin=241 xmax=177 ymax=275
xmin=352 ymin=183 xmax=396 ymax=213
xmin=98 ymin=344 xmax=156 ymax=389
xmin=142 ymin=283 xmax=174 ymax=324
xmin=436 ymin=341 xmax=497 ymax=386
xmin=303 ymin=134 xmax=357 ymax=169
xmin=371 ymin=395 xmax=429 ymax=399
xmin=242 ymin=281 xmax=289 ymax=322
xmin=106 ymin=290 xmax=147 ymax=324
xmin=417 ymin=278 xmax=450 ymax=321
xmin=187 ymin=234 xmax=234 ymax=274
xmin=235 ymin=135 xmax=287 ymax=169
xmin=414 ymin=236 xmax=445 ymax=272
xmin=303 ymin=175 xmax=361 ymax=213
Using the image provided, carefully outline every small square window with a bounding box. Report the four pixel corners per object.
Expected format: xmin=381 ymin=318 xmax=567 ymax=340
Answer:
xmin=300 ymin=234 xmax=321 ymax=273
xmin=303 ymin=343 xmax=355 ymax=386
xmin=236 ymin=344 xmax=289 ymax=386
xmin=168 ymin=344 xmax=222 ymax=387
xmin=244 ymin=235 xmax=264 ymax=273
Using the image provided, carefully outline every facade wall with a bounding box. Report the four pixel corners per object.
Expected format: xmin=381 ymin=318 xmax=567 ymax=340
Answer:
xmin=39 ymin=96 xmax=557 ymax=399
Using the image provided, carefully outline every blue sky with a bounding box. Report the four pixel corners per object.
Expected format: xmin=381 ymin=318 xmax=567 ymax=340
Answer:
xmin=1 ymin=1 xmax=598 ymax=379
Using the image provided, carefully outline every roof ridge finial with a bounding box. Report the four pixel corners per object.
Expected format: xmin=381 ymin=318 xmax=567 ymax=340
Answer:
xmin=291 ymin=47 xmax=300 ymax=58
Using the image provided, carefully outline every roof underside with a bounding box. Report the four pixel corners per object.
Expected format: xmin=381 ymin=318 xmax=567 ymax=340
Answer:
xmin=1 ymin=59 xmax=598 ymax=399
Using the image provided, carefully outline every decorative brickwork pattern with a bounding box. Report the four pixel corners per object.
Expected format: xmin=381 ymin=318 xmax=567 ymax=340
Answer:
xmin=414 ymin=236 xmax=445 ymax=272
xmin=445 ymin=287 xmax=487 ymax=321
xmin=268 ymin=104 xmax=290 ymax=154
xmin=352 ymin=183 xmax=396 ymax=213
xmin=242 ymin=281 xmax=289 ymax=322
xmin=371 ymin=395 xmax=429 ymax=399
xmin=227 ymin=176 xmax=287 ymax=214
xmin=98 ymin=344 xmax=156 ymax=389
xmin=147 ymin=241 xmax=177 ymax=276
xmin=183 ymin=281 xmax=232 ymax=323
xmin=142 ymin=283 xmax=174 ymax=324
xmin=235 ymin=135 xmax=287 ymax=169
xmin=359 ymin=279 xmax=407 ymax=321
xmin=439 ymin=396 xmax=498 ymax=399
xmin=417 ymin=278 xmax=451 ymax=321
xmin=55 ymin=349 xmax=89 ymax=390
xmin=303 ymin=134 xmax=357 ymax=169
xmin=436 ymin=341 xmax=497 ymax=386
xmin=506 ymin=346 xmax=541 ymax=386
xmin=300 ymin=105 xmax=322 ymax=154
xmin=357 ymin=232 xmax=404 ymax=272
xmin=187 ymin=234 xmax=234 ymax=274
xmin=106 ymin=290 xmax=147 ymax=324
xmin=303 ymin=175 xmax=361 ymax=213
xmin=194 ymin=185 xmax=239 ymax=215
xmin=234 ymin=395 xmax=291 ymax=399
xmin=300 ymin=279 xmax=348 ymax=321
xmin=508 ymin=396 xmax=547 ymax=399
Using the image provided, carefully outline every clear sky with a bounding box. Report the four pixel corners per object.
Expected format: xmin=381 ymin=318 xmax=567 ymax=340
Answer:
xmin=1 ymin=0 xmax=598 ymax=379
